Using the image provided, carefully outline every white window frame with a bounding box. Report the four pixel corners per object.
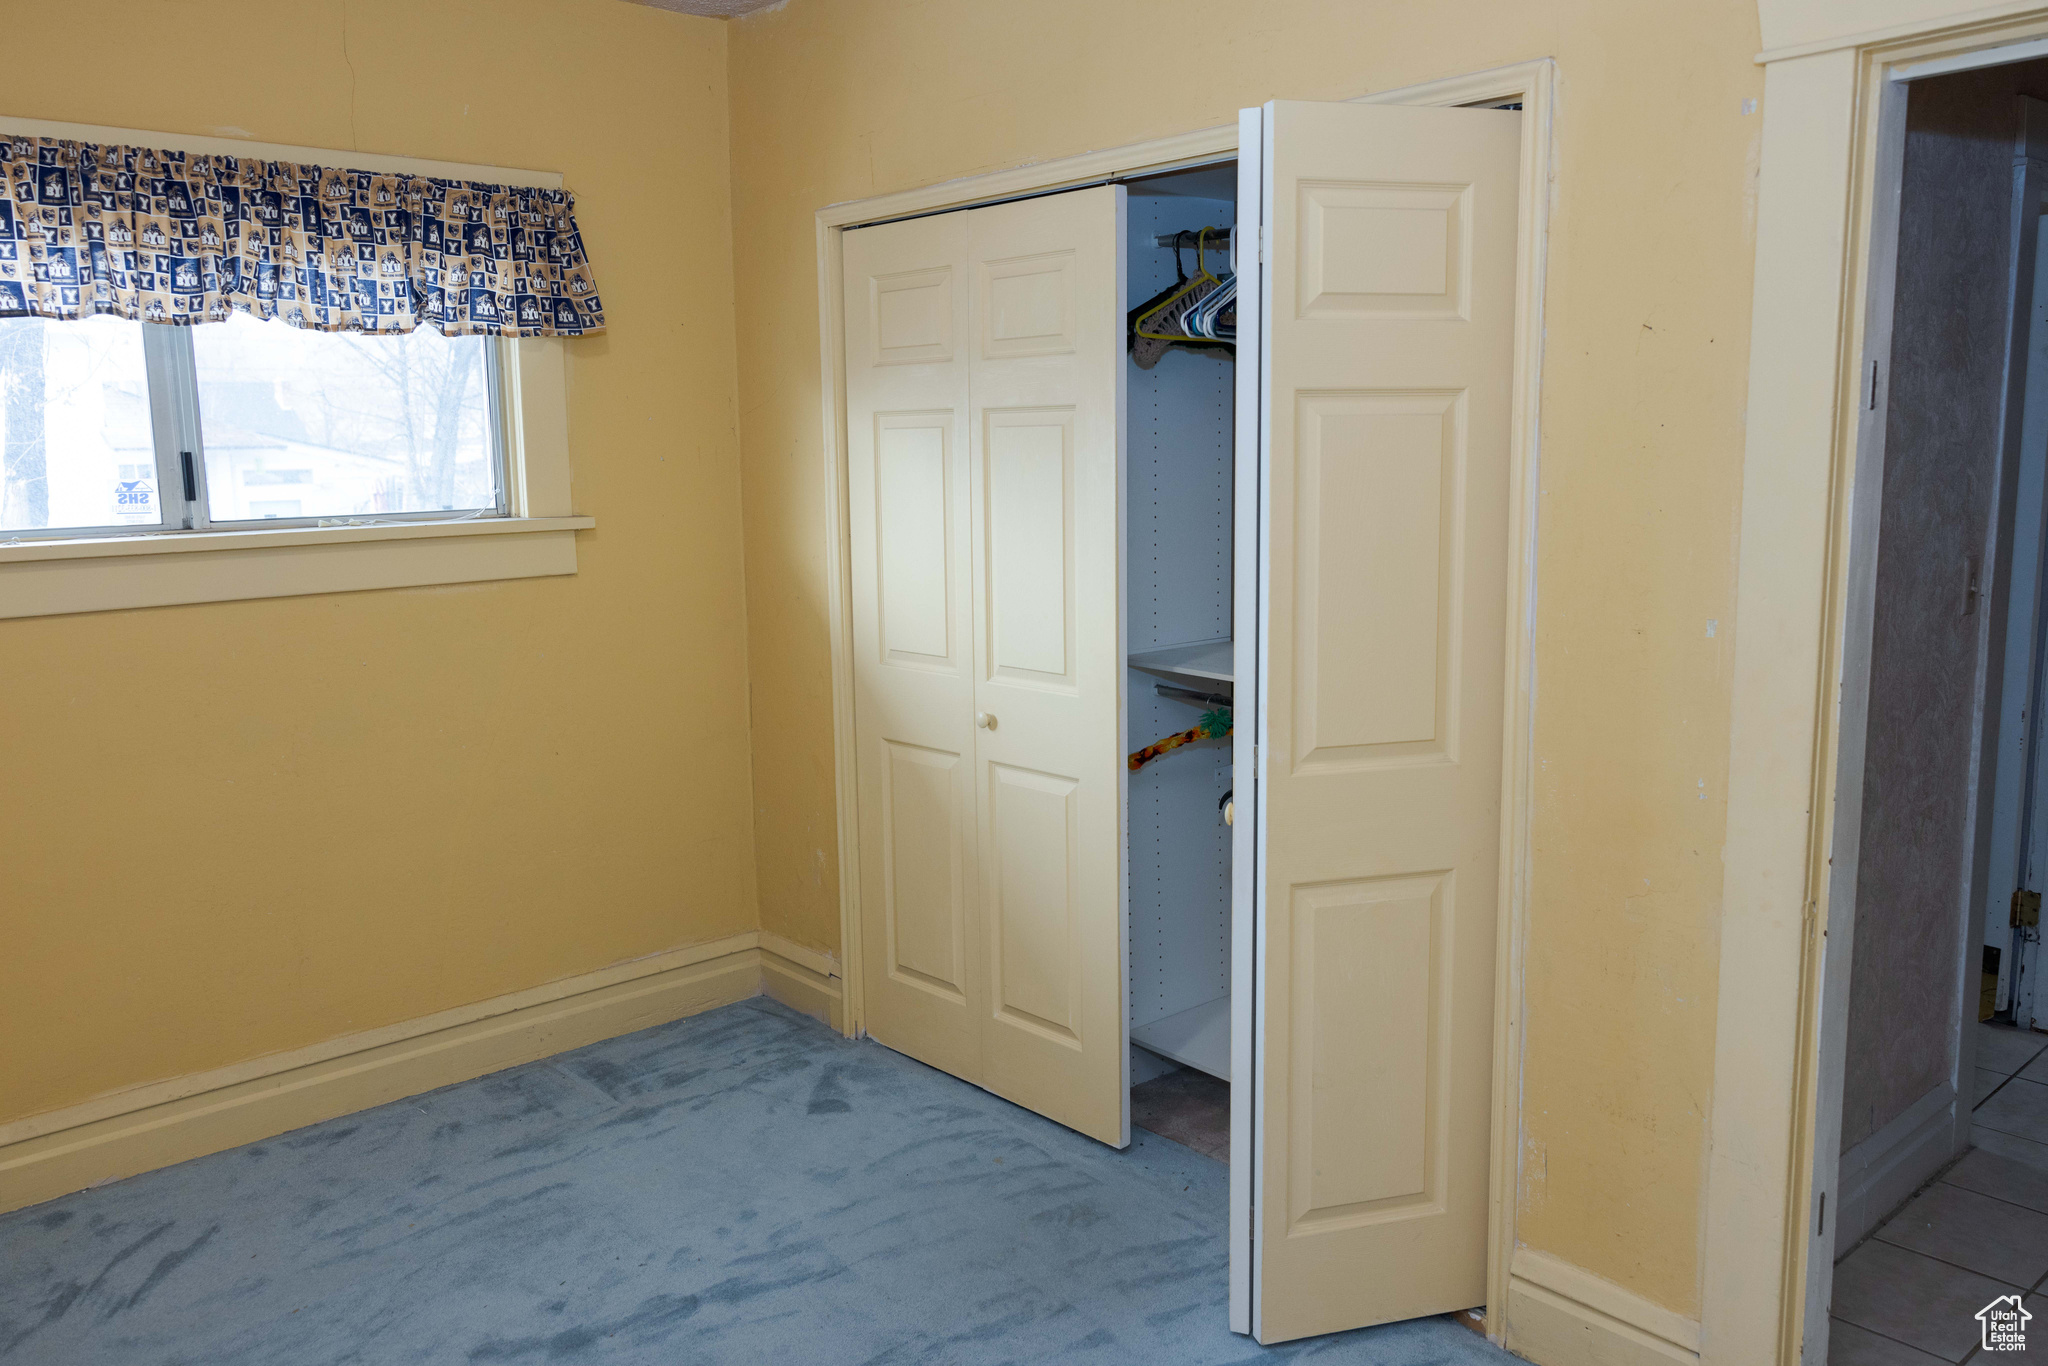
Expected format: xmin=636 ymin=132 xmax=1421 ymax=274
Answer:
xmin=0 ymin=116 xmax=591 ymax=619
xmin=6 ymin=321 xmax=514 ymax=540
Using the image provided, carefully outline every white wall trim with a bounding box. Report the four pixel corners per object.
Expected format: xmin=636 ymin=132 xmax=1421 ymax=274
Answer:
xmin=0 ymin=930 xmax=755 ymax=1148
xmin=1834 ymin=1082 xmax=1961 ymax=1253
xmin=1888 ymin=32 xmax=2048 ymax=79
xmin=0 ymin=931 xmax=831 ymax=1215
xmin=813 ymin=58 xmax=1552 ymax=1349
xmin=0 ymin=514 xmax=594 ymax=566
xmin=1507 ymin=1249 xmax=1702 ymax=1366
xmin=1708 ymin=46 xmax=1868 ymax=1366
xmin=1758 ymin=1 xmax=2048 ymax=64
xmin=759 ymin=930 xmax=840 ymax=981
xmin=0 ymin=517 xmax=592 ymax=619
xmin=760 ymin=955 xmax=843 ymax=1031
xmin=759 ymin=932 xmax=845 ymax=1031
xmin=0 ymin=114 xmax=565 ymax=189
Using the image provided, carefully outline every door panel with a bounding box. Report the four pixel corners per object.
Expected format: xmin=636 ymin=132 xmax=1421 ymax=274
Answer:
xmin=846 ymin=213 xmax=981 ymax=1082
xmin=983 ymin=408 xmax=1076 ymax=684
xmin=1296 ymin=181 xmax=1472 ymax=319
xmin=1287 ymin=872 xmax=1444 ymax=1223
xmin=872 ymin=266 xmax=956 ymax=365
xmin=1293 ymin=390 xmax=1460 ymax=763
xmin=848 ymin=187 xmax=1128 ymax=1148
xmin=1248 ymin=99 xmax=1519 ymax=1343
xmin=982 ymin=251 xmax=1078 ymax=357
xmin=880 ymin=739 xmax=969 ymax=1000
xmin=969 ymin=186 xmax=1128 ymax=1146
xmin=875 ymin=414 xmax=958 ymax=667
xmin=987 ymin=760 xmax=1082 ymax=1040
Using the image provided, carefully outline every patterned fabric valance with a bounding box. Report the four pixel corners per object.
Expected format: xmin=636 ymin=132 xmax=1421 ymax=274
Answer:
xmin=0 ymin=136 xmax=603 ymax=337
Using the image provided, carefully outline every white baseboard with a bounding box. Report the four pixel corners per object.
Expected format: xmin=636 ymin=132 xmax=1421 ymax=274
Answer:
xmin=1834 ymin=1082 xmax=1960 ymax=1255
xmin=0 ymin=932 xmax=785 ymax=1215
xmin=1505 ymin=1248 xmax=1701 ymax=1366
xmin=759 ymin=932 xmax=843 ymax=1030
xmin=759 ymin=930 xmax=839 ymax=980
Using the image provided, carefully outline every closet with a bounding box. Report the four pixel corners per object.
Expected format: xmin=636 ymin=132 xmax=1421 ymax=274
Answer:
xmin=839 ymin=100 xmax=1520 ymax=1345
xmin=1123 ymin=182 xmax=1238 ymax=1088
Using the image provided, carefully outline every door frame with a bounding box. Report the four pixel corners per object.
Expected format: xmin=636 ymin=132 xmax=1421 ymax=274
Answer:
xmin=1715 ymin=6 xmax=2048 ymax=1365
xmin=812 ymin=57 xmax=1555 ymax=1346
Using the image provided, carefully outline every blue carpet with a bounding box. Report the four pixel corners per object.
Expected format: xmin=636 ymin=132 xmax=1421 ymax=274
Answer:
xmin=0 ymin=997 xmax=1511 ymax=1364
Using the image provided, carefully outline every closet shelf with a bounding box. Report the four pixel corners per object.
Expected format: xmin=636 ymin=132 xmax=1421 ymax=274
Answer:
xmin=1131 ymin=994 xmax=1231 ymax=1082
xmin=1128 ymin=639 xmax=1233 ymax=690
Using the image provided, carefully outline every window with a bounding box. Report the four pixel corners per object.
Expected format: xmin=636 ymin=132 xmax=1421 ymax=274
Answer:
xmin=0 ymin=315 xmax=153 ymax=533
xmin=0 ymin=312 xmax=506 ymax=539
xmin=0 ymin=118 xmax=586 ymax=621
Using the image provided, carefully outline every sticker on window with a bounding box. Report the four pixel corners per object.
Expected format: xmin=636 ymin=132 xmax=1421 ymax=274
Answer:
xmin=111 ymin=477 xmax=156 ymax=520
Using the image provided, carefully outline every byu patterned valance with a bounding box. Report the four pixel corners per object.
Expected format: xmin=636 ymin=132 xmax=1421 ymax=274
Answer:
xmin=0 ymin=136 xmax=603 ymax=336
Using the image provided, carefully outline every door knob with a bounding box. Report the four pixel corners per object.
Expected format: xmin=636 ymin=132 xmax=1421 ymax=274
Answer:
xmin=976 ymin=711 xmax=997 ymax=730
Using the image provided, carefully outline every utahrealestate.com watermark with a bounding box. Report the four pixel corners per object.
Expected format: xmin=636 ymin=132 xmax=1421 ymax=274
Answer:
xmin=1980 ymin=1295 xmax=2034 ymax=1352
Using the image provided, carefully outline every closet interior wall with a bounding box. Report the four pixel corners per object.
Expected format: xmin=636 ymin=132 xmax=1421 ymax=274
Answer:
xmin=1125 ymin=185 xmax=1236 ymax=1081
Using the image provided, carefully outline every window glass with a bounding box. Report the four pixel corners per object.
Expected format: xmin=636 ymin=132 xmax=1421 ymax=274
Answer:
xmin=0 ymin=315 xmax=157 ymax=532
xmin=190 ymin=313 xmax=496 ymax=523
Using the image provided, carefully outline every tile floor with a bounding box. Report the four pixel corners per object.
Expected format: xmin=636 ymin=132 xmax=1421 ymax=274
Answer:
xmin=1830 ymin=1023 xmax=2048 ymax=1363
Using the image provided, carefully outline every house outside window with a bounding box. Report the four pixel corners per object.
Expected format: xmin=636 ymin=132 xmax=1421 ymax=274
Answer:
xmin=0 ymin=310 xmax=505 ymax=537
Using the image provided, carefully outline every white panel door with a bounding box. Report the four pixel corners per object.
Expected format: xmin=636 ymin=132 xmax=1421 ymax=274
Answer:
xmin=845 ymin=212 xmax=982 ymax=1082
xmin=1244 ymin=99 xmax=1519 ymax=1342
xmin=967 ymin=187 xmax=1128 ymax=1146
xmin=846 ymin=188 xmax=1129 ymax=1148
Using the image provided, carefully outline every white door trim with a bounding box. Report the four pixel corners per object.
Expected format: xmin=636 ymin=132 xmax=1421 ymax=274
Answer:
xmin=1714 ymin=8 xmax=2048 ymax=1363
xmin=812 ymin=58 xmax=1553 ymax=1345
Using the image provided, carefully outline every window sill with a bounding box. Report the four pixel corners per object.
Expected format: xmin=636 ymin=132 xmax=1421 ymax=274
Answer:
xmin=0 ymin=515 xmax=594 ymax=620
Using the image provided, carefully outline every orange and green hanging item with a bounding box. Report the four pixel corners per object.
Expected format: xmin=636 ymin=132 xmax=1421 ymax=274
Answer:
xmin=1128 ymin=708 xmax=1232 ymax=772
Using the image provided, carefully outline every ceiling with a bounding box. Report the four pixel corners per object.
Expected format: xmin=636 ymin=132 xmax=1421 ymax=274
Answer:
xmin=626 ymin=0 xmax=784 ymax=16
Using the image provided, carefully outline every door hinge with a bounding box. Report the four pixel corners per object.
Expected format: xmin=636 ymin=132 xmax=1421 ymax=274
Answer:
xmin=1258 ymin=225 xmax=1268 ymax=265
xmin=1817 ymin=1190 xmax=1826 ymax=1237
xmin=2013 ymin=889 xmax=2042 ymax=928
xmin=1864 ymin=358 xmax=1880 ymax=411
xmin=179 ymin=450 xmax=197 ymax=502
xmin=1964 ymin=556 xmax=1982 ymax=617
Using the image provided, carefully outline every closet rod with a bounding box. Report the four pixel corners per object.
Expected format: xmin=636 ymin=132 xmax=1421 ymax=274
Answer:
xmin=1150 ymin=230 xmax=1233 ymax=249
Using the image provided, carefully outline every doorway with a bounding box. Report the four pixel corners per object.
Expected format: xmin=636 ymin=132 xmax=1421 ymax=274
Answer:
xmin=1817 ymin=55 xmax=2048 ymax=1366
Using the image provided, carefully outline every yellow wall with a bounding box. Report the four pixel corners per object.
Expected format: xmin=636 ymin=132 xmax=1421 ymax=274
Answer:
xmin=0 ymin=1 xmax=755 ymax=1124
xmin=727 ymin=0 xmax=1763 ymax=1316
xmin=1 ymin=0 xmax=1776 ymax=1322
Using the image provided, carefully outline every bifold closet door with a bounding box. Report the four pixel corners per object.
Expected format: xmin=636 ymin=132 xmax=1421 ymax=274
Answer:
xmin=844 ymin=187 xmax=1128 ymax=1148
xmin=844 ymin=211 xmax=982 ymax=1082
xmin=1243 ymin=100 xmax=1519 ymax=1342
xmin=965 ymin=187 xmax=1127 ymax=1146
